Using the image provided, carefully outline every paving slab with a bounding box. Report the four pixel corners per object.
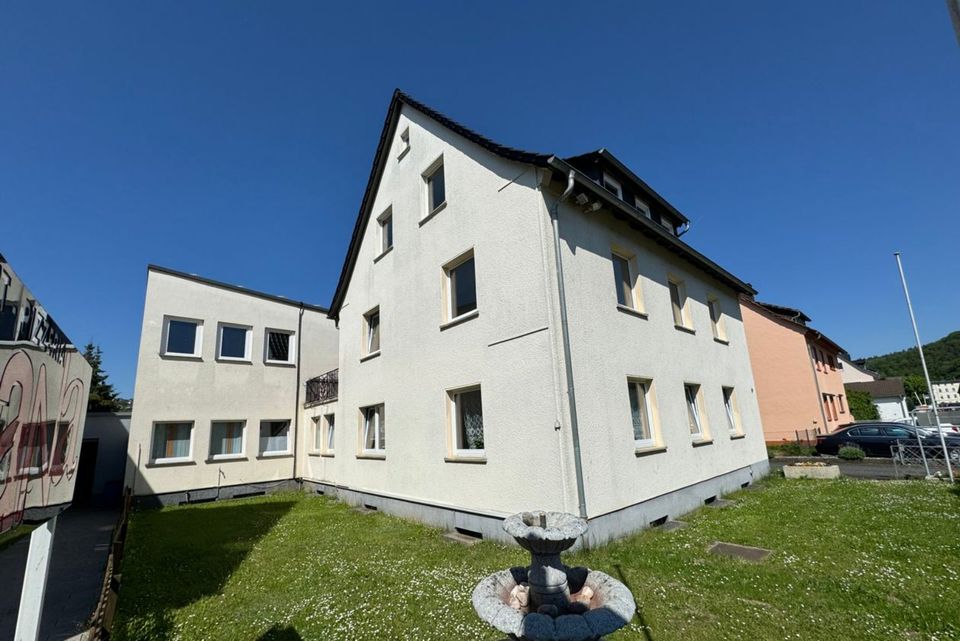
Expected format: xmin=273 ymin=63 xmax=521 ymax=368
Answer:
xmin=707 ymin=541 xmax=772 ymax=562
xmin=658 ymin=519 xmax=687 ymax=532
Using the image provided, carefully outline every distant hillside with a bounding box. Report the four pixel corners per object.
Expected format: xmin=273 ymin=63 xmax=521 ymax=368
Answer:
xmin=863 ymin=331 xmax=960 ymax=380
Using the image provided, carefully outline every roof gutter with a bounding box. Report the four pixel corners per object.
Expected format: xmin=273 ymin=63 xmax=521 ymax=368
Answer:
xmin=550 ymin=170 xmax=588 ymax=520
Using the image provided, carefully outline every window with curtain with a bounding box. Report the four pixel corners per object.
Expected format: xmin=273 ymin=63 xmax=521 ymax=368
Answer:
xmin=684 ymin=384 xmax=703 ymax=437
xmin=723 ymin=387 xmax=741 ymax=434
xmin=211 ymin=421 xmax=245 ymax=458
xmin=628 ymin=380 xmax=654 ymax=446
xmin=324 ymin=414 xmax=335 ymax=453
xmin=365 ymin=309 xmax=380 ymax=354
xmin=669 ymin=280 xmax=687 ymax=328
xmin=259 ymin=420 xmax=290 ymax=455
xmin=152 ymin=422 xmax=193 ymax=462
xmin=453 ymin=387 xmax=484 ymax=454
xmin=362 ymin=405 xmax=385 ymax=453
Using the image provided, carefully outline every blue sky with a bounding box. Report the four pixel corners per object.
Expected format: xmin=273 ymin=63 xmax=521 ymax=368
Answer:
xmin=2 ymin=2 xmax=958 ymax=398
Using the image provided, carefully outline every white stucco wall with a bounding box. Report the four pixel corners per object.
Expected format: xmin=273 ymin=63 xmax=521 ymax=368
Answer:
xmin=555 ymin=199 xmax=769 ymax=518
xmin=875 ymin=397 xmax=909 ymax=421
xmin=127 ymin=269 xmax=338 ymax=496
xmin=839 ymin=356 xmax=877 ymax=384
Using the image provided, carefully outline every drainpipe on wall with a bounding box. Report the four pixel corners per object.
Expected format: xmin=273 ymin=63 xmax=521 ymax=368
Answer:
xmin=550 ymin=170 xmax=588 ymax=520
xmin=292 ymin=303 xmax=304 ymax=482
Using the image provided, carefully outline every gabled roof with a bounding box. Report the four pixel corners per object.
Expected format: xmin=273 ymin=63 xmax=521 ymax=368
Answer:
xmin=742 ymin=296 xmax=844 ymax=354
xmin=754 ymin=301 xmax=811 ymax=324
xmin=327 ymin=90 xmax=755 ymax=319
xmin=845 ymin=378 xmax=905 ymax=399
xmin=148 ymin=264 xmax=329 ymax=314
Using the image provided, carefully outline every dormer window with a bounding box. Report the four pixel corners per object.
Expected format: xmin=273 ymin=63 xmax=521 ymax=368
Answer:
xmin=602 ymin=173 xmax=622 ymax=199
xmin=634 ymin=197 xmax=652 ymax=219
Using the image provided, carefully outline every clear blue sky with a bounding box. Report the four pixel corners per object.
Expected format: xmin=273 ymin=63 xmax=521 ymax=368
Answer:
xmin=2 ymin=2 xmax=958 ymax=398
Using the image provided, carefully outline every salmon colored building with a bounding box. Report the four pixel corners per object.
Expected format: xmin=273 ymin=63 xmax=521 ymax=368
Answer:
xmin=740 ymin=298 xmax=848 ymax=443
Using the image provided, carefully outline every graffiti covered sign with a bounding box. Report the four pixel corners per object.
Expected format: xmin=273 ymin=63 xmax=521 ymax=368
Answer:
xmin=0 ymin=254 xmax=92 ymax=534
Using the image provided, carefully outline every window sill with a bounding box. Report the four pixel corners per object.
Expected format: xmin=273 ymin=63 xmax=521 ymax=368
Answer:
xmin=445 ymin=453 xmax=487 ymax=464
xmin=356 ymin=452 xmax=386 ymax=460
xmin=216 ymin=357 xmax=252 ymax=364
xmin=207 ymin=455 xmax=248 ymax=463
xmin=691 ymin=438 xmax=714 ymax=447
xmin=674 ymin=324 xmax=696 ymax=335
xmin=440 ymin=309 xmax=479 ymax=331
xmin=160 ymin=353 xmax=202 ymax=362
xmin=360 ymin=350 xmax=381 ymax=363
xmin=257 ymin=452 xmax=293 ymax=460
xmin=634 ymin=445 xmax=667 ymax=457
xmin=616 ymin=305 xmax=648 ymax=320
xmin=713 ymin=337 xmax=729 ymax=345
xmin=320 ymin=452 xmax=335 ymax=458
xmin=397 ymin=146 xmax=410 ymax=162
xmin=374 ymin=246 xmax=394 ymax=263
xmin=264 ymin=360 xmax=296 ymax=368
xmin=419 ymin=201 xmax=447 ymax=227
xmin=146 ymin=459 xmax=196 ymax=468
xmin=730 ymin=433 xmax=746 ymax=440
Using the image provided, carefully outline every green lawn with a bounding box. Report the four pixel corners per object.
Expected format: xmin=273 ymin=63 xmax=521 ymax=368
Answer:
xmin=113 ymin=479 xmax=960 ymax=641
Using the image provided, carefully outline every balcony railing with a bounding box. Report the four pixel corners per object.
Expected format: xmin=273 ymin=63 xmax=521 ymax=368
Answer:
xmin=305 ymin=369 xmax=338 ymax=407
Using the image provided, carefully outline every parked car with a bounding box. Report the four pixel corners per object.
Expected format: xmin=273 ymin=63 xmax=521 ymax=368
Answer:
xmin=916 ymin=424 xmax=960 ymax=439
xmin=815 ymin=423 xmax=943 ymax=457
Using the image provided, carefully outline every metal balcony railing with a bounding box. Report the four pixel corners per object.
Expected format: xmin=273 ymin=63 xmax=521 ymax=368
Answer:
xmin=305 ymin=369 xmax=338 ymax=407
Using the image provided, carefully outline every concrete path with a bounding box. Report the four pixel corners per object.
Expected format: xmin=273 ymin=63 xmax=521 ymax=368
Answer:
xmin=0 ymin=508 xmax=118 ymax=641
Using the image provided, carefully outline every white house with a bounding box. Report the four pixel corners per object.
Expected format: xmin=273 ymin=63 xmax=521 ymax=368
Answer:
xmin=844 ymin=379 xmax=910 ymax=422
xmin=125 ymin=266 xmax=338 ymax=503
xmin=931 ymin=380 xmax=960 ymax=406
xmin=309 ymin=91 xmax=769 ymax=546
xmin=839 ymin=354 xmax=879 ymax=384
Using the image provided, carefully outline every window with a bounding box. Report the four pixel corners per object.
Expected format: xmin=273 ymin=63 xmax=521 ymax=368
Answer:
xmin=838 ymin=395 xmax=846 ymax=414
xmin=448 ymin=386 xmax=484 ymax=457
xmin=424 ymin=157 xmax=446 ymax=215
xmin=684 ymin=384 xmax=705 ymax=439
xmin=634 ymin=197 xmax=652 ymax=219
xmin=259 ymin=420 xmax=290 ymax=456
xmin=814 ymin=348 xmax=822 ymax=371
xmin=822 ymin=394 xmax=832 ymax=420
xmin=363 ymin=307 xmax=380 ymax=356
xmin=378 ymin=208 xmax=393 ymax=255
xmin=397 ymin=126 xmax=410 ymax=160
xmin=722 ymin=387 xmax=742 ymax=435
xmin=883 ymin=426 xmax=910 ymax=438
xmin=828 ymin=354 xmax=836 ymax=370
xmin=210 ymin=420 xmax=245 ymax=459
xmin=321 ymin=414 xmax=335 ymax=454
xmin=669 ymin=279 xmax=690 ymax=329
xmin=602 ymin=173 xmax=622 ymax=199
xmin=444 ymin=251 xmax=477 ymax=322
xmin=151 ymin=422 xmax=193 ymax=463
xmin=612 ymin=253 xmax=636 ymax=309
xmin=708 ymin=297 xmax=726 ymax=340
xmin=361 ymin=405 xmax=385 ymax=454
xmin=163 ymin=317 xmax=202 ymax=357
xmin=265 ymin=329 xmax=295 ymax=365
xmin=829 ymin=395 xmax=838 ymax=421
xmin=217 ymin=323 xmax=251 ymax=361
xmin=628 ymin=379 xmax=655 ymax=447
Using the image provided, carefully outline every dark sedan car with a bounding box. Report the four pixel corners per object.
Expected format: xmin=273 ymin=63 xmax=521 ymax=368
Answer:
xmin=815 ymin=422 xmax=944 ymax=457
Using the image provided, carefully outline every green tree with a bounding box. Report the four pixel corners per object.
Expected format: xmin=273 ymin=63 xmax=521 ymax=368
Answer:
xmin=83 ymin=342 xmax=125 ymax=412
xmin=903 ymin=375 xmax=928 ymax=410
xmin=846 ymin=388 xmax=880 ymax=421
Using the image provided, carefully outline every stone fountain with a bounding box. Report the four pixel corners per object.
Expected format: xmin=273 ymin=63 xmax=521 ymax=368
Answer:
xmin=472 ymin=511 xmax=636 ymax=640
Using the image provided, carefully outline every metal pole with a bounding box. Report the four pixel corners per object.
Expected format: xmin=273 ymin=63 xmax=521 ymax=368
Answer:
xmin=894 ymin=252 xmax=954 ymax=481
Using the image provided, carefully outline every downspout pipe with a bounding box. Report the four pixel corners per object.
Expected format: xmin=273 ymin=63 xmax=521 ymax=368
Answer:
xmin=292 ymin=303 xmax=304 ymax=482
xmin=550 ymin=170 xmax=588 ymax=519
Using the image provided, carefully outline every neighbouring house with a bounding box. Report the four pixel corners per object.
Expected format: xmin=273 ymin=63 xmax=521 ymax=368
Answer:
xmin=740 ymin=298 xmax=848 ymax=442
xmin=839 ymin=354 xmax=879 ymax=384
xmin=844 ymin=379 xmax=910 ymax=422
xmin=126 ymin=91 xmax=770 ymax=546
xmin=1 ymin=253 xmax=92 ymax=638
xmin=77 ymin=411 xmax=131 ymax=507
xmin=125 ymin=266 xmax=338 ymax=504
xmin=931 ymin=380 xmax=960 ymax=406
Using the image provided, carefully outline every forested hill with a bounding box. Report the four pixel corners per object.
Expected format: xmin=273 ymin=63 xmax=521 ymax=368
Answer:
xmin=862 ymin=331 xmax=960 ymax=380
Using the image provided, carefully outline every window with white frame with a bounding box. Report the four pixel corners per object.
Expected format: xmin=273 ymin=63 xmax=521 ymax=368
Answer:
xmin=265 ymin=329 xmax=295 ymax=365
xmin=424 ymin=157 xmax=446 ymax=216
xmin=378 ymin=208 xmax=393 ymax=255
xmin=444 ymin=251 xmax=477 ymax=322
xmin=312 ymin=416 xmax=323 ymax=451
xmin=602 ymin=173 xmax=622 ymax=199
xmin=151 ymin=422 xmax=193 ymax=463
xmin=162 ymin=317 xmax=203 ymax=357
xmin=722 ymin=387 xmax=742 ymax=435
xmin=684 ymin=384 xmax=705 ymax=438
xmin=612 ymin=252 xmax=637 ymax=310
xmin=448 ymin=386 xmax=484 ymax=457
xmin=217 ymin=323 xmax=251 ymax=361
xmin=397 ymin=126 xmax=410 ymax=160
xmin=634 ymin=197 xmax=652 ymax=218
xmin=322 ymin=414 xmax=335 ymax=454
xmin=361 ymin=404 xmax=385 ymax=454
xmin=669 ymin=279 xmax=690 ymax=329
xmin=259 ymin=420 xmax=290 ymax=456
xmin=708 ymin=297 xmax=726 ymax=340
xmin=363 ymin=307 xmax=380 ymax=356
xmin=628 ymin=379 xmax=656 ymax=448
xmin=210 ymin=420 xmax=245 ymax=459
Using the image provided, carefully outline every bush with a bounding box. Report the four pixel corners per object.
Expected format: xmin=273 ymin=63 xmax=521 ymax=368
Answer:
xmin=838 ymin=444 xmax=865 ymax=461
xmin=768 ymin=443 xmax=817 ymax=457
xmin=846 ymin=388 xmax=880 ymax=421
